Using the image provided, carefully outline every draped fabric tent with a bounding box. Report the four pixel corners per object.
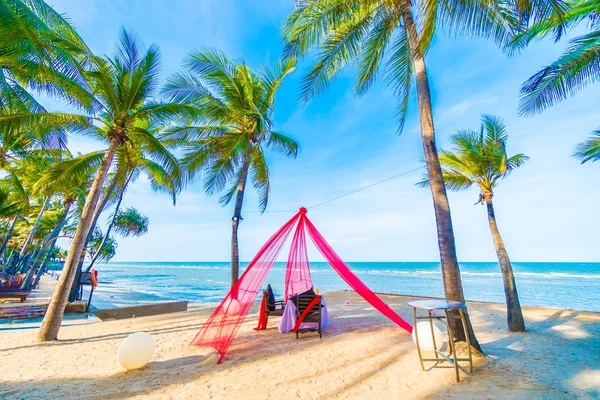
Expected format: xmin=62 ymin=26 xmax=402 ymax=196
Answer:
xmin=191 ymin=207 xmax=413 ymax=363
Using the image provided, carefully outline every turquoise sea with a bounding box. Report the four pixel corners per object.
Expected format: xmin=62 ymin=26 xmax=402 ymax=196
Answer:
xmin=83 ymin=262 xmax=600 ymax=312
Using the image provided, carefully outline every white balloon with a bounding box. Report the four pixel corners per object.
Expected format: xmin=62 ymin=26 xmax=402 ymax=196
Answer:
xmin=117 ymin=332 xmax=156 ymax=370
xmin=222 ymin=298 xmax=240 ymax=314
xmin=411 ymin=321 xmax=445 ymax=351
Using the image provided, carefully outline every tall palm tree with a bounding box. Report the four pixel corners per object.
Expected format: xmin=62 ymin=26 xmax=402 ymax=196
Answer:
xmin=419 ymin=115 xmax=528 ymax=331
xmin=283 ymin=0 xmax=563 ymax=351
xmin=0 ymin=28 xmax=196 ymax=342
xmin=163 ymin=49 xmax=299 ymax=286
xmin=510 ymin=0 xmax=599 ymax=159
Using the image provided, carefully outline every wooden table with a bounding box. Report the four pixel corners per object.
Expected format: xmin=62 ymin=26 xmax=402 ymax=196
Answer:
xmin=408 ymin=299 xmax=473 ymax=382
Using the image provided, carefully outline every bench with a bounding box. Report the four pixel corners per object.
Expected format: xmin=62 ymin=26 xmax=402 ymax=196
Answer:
xmin=0 ymin=290 xmax=32 ymax=303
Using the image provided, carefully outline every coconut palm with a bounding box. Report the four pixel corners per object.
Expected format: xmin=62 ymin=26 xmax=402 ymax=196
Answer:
xmin=282 ymin=0 xmax=565 ymax=351
xmin=163 ymin=49 xmax=299 ymax=286
xmin=419 ymin=115 xmax=528 ymax=331
xmin=1 ymin=28 xmax=198 ymax=342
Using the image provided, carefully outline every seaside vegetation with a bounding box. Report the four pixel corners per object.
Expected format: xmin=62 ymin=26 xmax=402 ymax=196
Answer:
xmin=0 ymin=0 xmax=596 ymax=346
xmin=418 ymin=115 xmax=529 ymax=332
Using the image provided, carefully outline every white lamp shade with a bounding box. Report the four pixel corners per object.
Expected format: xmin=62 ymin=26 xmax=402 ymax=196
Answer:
xmin=117 ymin=332 xmax=156 ymax=370
xmin=411 ymin=321 xmax=445 ymax=351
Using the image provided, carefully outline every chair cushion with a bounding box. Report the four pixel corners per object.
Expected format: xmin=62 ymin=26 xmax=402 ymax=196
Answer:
xmin=266 ymin=284 xmax=276 ymax=311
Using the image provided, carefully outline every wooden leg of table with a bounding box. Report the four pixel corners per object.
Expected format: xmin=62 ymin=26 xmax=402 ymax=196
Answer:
xmin=428 ymin=315 xmax=438 ymax=358
xmin=459 ymin=308 xmax=473 ymax=373
xmin=445 ymin=310 xmax=460 ymax=382
xmin=413 ymin=308 xmax=425 ymax=371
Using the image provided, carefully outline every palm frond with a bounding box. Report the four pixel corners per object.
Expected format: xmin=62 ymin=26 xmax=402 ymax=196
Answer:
xmin=265 ymin=131 xmax=300 ymax=157
xmin=573 ymin=129 xmax=600 ymax=163
xmin=519 ymin=29 xmax=600 ymax=115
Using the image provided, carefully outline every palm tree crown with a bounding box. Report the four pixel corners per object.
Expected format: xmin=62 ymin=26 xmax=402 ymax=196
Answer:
xmin=422 ymin=115 xmax=529 ymax=202
xmin=163 ymin=48 xmax=299 ymax=211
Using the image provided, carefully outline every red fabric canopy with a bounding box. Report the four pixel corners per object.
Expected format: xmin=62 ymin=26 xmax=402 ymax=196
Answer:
xmin=190 ymin=207 xmax=412 ymax=363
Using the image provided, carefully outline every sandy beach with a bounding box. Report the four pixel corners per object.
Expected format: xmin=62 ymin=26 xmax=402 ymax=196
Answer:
xmin=1 ymin=291 xmax=599 ymax=399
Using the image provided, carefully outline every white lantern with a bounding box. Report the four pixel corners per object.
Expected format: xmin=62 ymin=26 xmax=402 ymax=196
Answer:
xmin=223 ymin=298 xmax=240 ymax=314
xmin=117 ymin=332 xmax=156 ymax=370
xmin=411 ymin=321 xmax=444 ymax=351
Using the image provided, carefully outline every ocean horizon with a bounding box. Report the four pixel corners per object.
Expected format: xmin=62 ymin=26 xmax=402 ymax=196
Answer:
xmin=70 ymin=261 xmax=600 ymax=312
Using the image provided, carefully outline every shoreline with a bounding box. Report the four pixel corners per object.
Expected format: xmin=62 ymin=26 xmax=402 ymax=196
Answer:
xmin=1 ymin=290 xmax=598 ymax=399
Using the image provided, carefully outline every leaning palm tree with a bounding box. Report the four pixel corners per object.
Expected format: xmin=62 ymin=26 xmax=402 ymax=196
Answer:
xmin=510 ymin=0 xmax=599 ymax=158
xmin=163 ymin=49 xmax=299 ymax=286
xmin=419 ymin=115 xmax=528 ymax=331
xmin=1 ymin=28 xmax=197 ymax=342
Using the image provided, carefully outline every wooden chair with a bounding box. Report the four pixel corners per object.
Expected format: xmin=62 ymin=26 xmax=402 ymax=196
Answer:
xmin=264 ymin=285 xmax=284 ymax=327
xmin=293 ymin=294 xmax=322 ymax=339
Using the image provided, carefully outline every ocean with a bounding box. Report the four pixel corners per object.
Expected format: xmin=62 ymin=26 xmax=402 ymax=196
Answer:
xmin=84 ymin=261 xmax=600 ymax=312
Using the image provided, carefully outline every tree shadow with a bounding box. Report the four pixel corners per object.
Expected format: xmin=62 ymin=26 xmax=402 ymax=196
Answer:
xmin=418 ymin=306 xmax=600 ymax=399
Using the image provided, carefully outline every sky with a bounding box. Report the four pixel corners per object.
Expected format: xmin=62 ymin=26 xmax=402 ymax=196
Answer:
xmin=46 ymin=0 xmax=599 ymax=263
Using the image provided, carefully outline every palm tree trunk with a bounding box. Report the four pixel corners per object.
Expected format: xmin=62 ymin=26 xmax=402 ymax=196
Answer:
xmin=67 ymin=174 xmax=120 ymax=301
xmin=22 ymin=199 xmax=74 ymax=290
xmin=19 ymin=196 xmax=50 ymax=258
xmin=86 ymin=171 xmax=132 ymax=272
xmin=398 ymin=0 xmax=482 ymax=353
xmin=37 ymin=138 xmax=120 ymax=342
xmin=0 ymin=214 xmax=18 ymax=265
xmin=486 ymin=200 xmax=525 ymax=332
xmin=231 ymin=161 xmax=250 ymax=287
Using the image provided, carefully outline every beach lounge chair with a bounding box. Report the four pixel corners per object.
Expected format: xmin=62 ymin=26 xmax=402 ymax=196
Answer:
xmin=293 ymin=294 xmax=322 ymax=339
xmin=264 ymin=284 xmax=284 ymax=327
xmin=0 ymin=273 xmax=25 ymax=289
xmin=0 ymin=289 xmax=31 ymax=303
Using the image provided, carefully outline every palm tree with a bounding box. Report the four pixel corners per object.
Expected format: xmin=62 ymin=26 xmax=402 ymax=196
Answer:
xmin=574 ymin=130 xmax=600 ymax=164
xmin=419 ymin=115 xmax=528 ymax=331
xmin=0 ymin=28 xmax=196 ymax=342
xmin=510 ymin=1 xmax=599 ymax=159
xmin=283 ymin=0 xmax=564 ymax=351
xmin=163 ymin=49 xmax=300 ymax=286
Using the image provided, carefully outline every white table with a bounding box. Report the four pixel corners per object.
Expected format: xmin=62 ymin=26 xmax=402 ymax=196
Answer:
xmin=279 ymin=297 xmax=329 ymax=333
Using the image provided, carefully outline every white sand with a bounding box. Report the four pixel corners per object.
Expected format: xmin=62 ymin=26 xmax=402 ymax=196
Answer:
xmin=0 ymin=291 xmax=599 ymax=399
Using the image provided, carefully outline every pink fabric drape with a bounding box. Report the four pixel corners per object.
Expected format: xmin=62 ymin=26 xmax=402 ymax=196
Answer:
xmin=284 ymin=211 xmax=313 ymax=299
xmin=191 ymin=207 xmax=412 ymax=363
xmin=304 ymin=216 xmax=414 ymax=333
xmin=189 ymin=210 xmax=302 ymax=363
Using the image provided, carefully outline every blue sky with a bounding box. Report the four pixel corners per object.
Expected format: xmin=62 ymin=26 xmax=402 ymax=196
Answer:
xmin=47 ymin=0 xmax=599 ymax=262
